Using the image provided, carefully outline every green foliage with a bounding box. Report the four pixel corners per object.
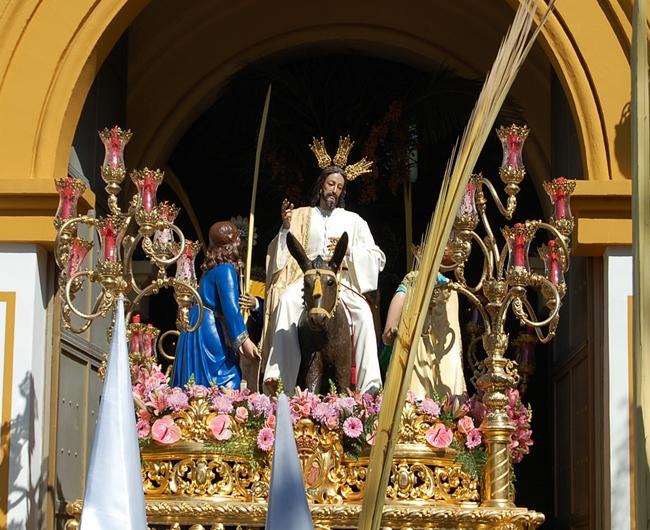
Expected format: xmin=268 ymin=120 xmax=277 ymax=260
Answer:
xmin=455 ymin=447 xmax=488 ymax=480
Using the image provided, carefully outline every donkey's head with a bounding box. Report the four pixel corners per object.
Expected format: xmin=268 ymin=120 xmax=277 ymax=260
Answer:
xmin=287 ymin=231 xmax=348 ymax=330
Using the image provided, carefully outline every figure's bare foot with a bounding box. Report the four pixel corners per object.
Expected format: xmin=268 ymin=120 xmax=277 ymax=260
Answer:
xmin=263 ymin=378 xmax=279 ymax=396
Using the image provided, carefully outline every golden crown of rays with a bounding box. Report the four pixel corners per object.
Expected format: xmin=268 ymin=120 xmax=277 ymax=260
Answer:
xmin=309 ymin=135 xmax=373 ymax=181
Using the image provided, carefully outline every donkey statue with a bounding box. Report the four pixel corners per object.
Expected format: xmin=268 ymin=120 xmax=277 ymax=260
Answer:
xmin=286 ymin=231 xmax=352 ymax=394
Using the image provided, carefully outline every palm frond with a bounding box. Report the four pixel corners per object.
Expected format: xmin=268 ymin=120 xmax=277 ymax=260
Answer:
xmin=358 ymin=2 xmax=556 ymax=529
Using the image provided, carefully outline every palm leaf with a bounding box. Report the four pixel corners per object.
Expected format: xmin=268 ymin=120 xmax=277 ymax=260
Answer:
xmin=357 ymin=2 xmax=556 ymax=529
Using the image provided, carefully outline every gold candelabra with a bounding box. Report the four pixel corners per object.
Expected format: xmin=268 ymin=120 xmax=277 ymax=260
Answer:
xmin=53 ymin=126 xmax=204 ymax=334
xmin=442 ymin=124 xmax=575 ymax=507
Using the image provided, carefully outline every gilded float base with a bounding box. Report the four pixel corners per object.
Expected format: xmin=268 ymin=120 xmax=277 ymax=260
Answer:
xmin=64 ymin=499 xmax=544 ymax=529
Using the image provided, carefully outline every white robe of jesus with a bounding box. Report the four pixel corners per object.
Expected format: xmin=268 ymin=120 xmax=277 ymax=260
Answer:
xmin=263 ymin=206 xmax=385 ymax=393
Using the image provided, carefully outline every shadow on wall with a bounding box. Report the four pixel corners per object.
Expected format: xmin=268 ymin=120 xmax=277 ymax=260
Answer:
xmin=2 ymin=372 xmax=50 ymax=530
xmin=614 ymin=102 xmax=631 ymax=179
xmin=632 ymin=404 xmax=650 ymax=528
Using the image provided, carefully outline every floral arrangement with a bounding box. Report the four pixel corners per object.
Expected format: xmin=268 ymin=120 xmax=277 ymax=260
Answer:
xmin=131 ymin=356 xmax=533 ymax=478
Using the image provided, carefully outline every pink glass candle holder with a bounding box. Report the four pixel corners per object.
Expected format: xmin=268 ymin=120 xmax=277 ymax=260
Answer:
xmin=65 ymin=237 xmax=93 ymax=278
xmin=142 ymin=324 xmax=159 ymax=358
xmin=99 ymin=126 xmax=132 ymax=183
xmin=175 ymin=240 xmax=201 ymax=285
xmin=97 ymin=215 xmax=126 ymax=263
xmin=497 ymin=124 xmax=529 ymax=174
xmin=128 ymin=314 xmax=143 ymax=355
xmin=503 ymin=223 xmax=532 ymax=273
xmin=153 ymin=201 xmax=180 ymax=247
xmin=131 ymin=168 xmax=164 ymax=213
xmin=457 ymin=179 xmax=478 ymax=217
xmin=539 ymin=239 xmax=565 ymax=286
xmin=55 ymin=176 xmax=86 ymax=223
xmin=543 ymin=177 xmax=575 ymax=222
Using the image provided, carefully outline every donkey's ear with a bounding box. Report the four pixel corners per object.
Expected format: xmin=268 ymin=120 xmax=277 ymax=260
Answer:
xmin=330 ymin=232 xmax=349 ymax=271
xmin=287 ymin=231 xmax=311 ymax=272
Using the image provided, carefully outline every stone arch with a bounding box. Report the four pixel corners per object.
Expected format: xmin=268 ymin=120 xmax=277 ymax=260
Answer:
xmin=0 ymin=0 xmax=633 ymax=243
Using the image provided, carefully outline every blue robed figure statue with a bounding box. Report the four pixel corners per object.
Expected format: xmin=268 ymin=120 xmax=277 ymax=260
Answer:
xmin=172 ymin=221 xmax=259 ymax=389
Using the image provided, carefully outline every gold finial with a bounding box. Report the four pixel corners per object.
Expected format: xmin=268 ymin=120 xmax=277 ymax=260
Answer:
xmin=309 ymin=135 xmax=374 ymax=181
xmin=309 ymin=137 xmax=332 ymax=169
xmin=344 ymin=157 xmax=373 ymax=181
xmin=333 ymin=136 xmax=354 ymax=167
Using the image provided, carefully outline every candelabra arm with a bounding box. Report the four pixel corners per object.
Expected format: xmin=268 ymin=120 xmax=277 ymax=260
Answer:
xmin=480 ymin=176 xmax=516 ymax=219
xmin=519 ymin=296 xmax=559 ymax=343
xmin=477 ymin=203 xmax=502 ymax=273
xmin=126 ymin=280 xmax=168 ymax=324
xmin=464 ymin=231 xmax=494 ymax=292
xmin=537 ymin=222 xmax=571 ymax=272
xmin=157 ymin=329 xmax=180 ymax=361
xmin=495 ymin=289 xmax=517 ymax=330
xmin=107 ymin=193 xmax=121 ymax=216
xmin=122 ymin=233 xmax=144 ymax=296
xmin=64 ymin=271 xmax=113 ymax=320
xmin=62 ymin=316 xmax=94 ymax=335
xmin=511 ymin=274 xmax=562 ymax=334
xmin=175 ymin=281 xmax=203 ymax=333
xmin=148 ymin=225 xmax=186 ymax=268
xmin=54 ymin=216 xmax=97 ymax=268
xmin=450 ymin=282 xmax=493 ymax=335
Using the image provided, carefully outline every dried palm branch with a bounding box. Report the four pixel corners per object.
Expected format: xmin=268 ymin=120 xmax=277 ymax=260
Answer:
xmin=357 ymin=1 xmax=556 ymax=528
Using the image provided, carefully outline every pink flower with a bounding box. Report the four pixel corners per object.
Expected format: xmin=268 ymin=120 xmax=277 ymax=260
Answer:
xmin=234 ymin=406 xmax=249 ymax=423
xmin=136 ymin=419 xmax=151 ymax=439
xmin=187 ymin=384 xmax=209 ymax=399
xmin=325 ymin=415 xmax=340 ymax=430
xmin=212 ymin=394 xmax=234 ymax=414
xmin=313 ymin=402 xmax=338 ymax=425
xmin=148 ymin=390 xmax=169 ymax=416
xmin=210 ymin=414 xmax=232 ymax=441
xmin=506 ymin=388 xmax=520 ymax=409
xmin=248 ymin=393 xmax=272 ymax=417
xmin=424 ymin=423 xmax=453 ymax=449
xmin=132 ymin=384 xmax=146 ymax=400
xmin=343 ymin=417 xmax=363 ymax=438
xmin=257 ymin=427 xmax=275 ymax=451
xmin=466 ymin=428 xmax=482 ymax=449
xmin=335 ymin=396 xmax=356 ymax=413
xmin=289 ymin=389 xmax=318 ymax=422
xmin=151 ymin=416 xmax=181 ymax=445
xmin=265 ymin=414 xmax=276 ymax=430
xmin=457 ymin=415 xmax=475 ymax=435
xmin=137 ymin=408 xmax=152 ymax=423
xmin=167 ymin=388 xmax=189 ymax=411
xmin=419 ymin=398 xmax=441 ymax=418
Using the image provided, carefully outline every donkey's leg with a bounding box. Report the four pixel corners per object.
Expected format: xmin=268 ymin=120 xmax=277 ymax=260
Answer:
xmin=305 ymin=351 xmax=324 ymax=394
xmin=333 ymin=353 xmax=352 ymax=394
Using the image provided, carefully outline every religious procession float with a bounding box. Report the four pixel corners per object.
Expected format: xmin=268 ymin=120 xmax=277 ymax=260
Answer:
xmin=55 ymin=2 xmax=572 ymax=528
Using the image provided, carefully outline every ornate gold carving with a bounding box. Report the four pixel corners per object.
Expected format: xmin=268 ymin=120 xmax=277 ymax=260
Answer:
xmin=138 ymin=408 xmax=479 ymax=513
xmin=65 ymin=497 xmax=545 ymax=529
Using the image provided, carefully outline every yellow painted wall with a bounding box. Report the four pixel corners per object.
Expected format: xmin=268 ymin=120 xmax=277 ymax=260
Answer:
xmin=0 ymin=0 xmax=643 ymax=251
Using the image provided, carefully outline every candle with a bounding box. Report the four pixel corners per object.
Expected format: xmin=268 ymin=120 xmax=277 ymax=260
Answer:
xmin=109 ymin=129 xmax=124 ymax=169
xmin=66 ymin=238 xmax=91 ymax=277
xmin=507 ymin=133 xmax=521 ymax=169
xmin=142 ymin=177 xmax=157 ymax=212
xmin=512 ymin=228 xmax=526 ymax=268
xmin=554 ymin=188 xmax=567 ymax=220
